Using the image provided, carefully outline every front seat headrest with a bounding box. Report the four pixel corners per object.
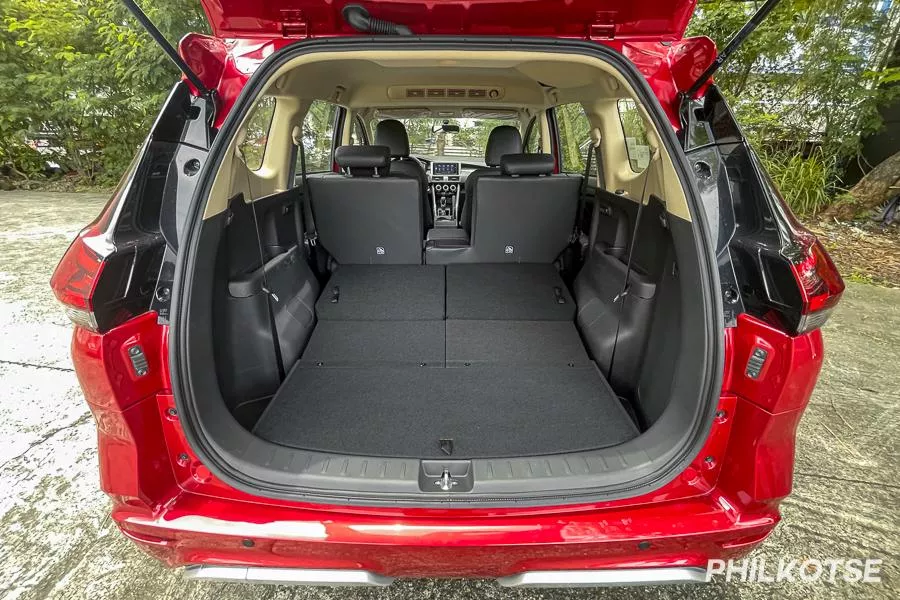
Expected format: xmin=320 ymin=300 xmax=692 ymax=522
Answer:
xmin=484 ymin=125 xmax=523 ymax=167
xmin=374 ymin=119 xmax=411 ymax=158
xmin=500 ymin=153 xmax=554 ymax=176
xmin=334 ymin=145 xmax=391 ymax=177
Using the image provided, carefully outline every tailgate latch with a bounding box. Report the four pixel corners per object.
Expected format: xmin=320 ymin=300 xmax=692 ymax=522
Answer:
xmin=435 ymin=469 xmax=458 ymax=491
xmin=419 ymin=460 xmax=473 ymax=492
xmin=281 ymin=9 xmax=309 ymax=38
xmin=588 ymin=13 xmax=616 ymax=40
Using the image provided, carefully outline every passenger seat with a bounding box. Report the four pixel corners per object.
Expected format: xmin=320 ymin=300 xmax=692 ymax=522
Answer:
xmin=459 ymin=125 xmax=522 ymax=233
xmin=307 ymin=145 xmax=423 ymax=264
xmin=427 ymin=153 xmax=581 ymax=263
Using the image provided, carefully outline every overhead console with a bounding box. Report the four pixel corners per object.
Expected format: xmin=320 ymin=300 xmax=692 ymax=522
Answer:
xmin=387 ymin=86 xmax=505 ymax=100
xmin=429 ymin=162 xmax=461 ymax=224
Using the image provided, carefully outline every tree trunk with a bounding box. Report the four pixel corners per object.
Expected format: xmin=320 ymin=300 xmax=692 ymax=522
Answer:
xmin=824 ymin=150 xmax=900 ymax=219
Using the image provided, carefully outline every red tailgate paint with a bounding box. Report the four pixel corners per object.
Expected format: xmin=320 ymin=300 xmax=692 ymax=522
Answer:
xmin=115 ymin=491 xmax=777 ymax=576
xmin=71 ymin=312 xmax=177 ymax=511
xmin=66 ymin=301 xmax=824 ymax=575
xmin=198 ymin=0 xmax=697 ymax=40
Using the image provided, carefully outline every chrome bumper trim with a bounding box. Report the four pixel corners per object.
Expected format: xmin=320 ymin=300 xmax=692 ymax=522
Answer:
xmin=183 ymin=565 xmax=394 ymax=586
xmin=496 ymin=567 xmax=709 ymax=588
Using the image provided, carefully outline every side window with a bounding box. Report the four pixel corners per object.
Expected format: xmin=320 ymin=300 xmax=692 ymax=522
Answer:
xmin=556 ymin=103 xmax=596 ymax=176
xmin=300 ymin=100 xmax=338 ymax=173
xmin=524 ymin=117 xmax=542 ymax=153
xmin=239 ymin=96 xmax=276 ymax=170
xmin=350 ymin=116 xmax=368 ymax=145
xmin=617 ymin=99 xmax=651 ymax=172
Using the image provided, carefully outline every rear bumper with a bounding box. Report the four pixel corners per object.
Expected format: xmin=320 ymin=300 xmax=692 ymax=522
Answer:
xmin=183 ymin=564 xmax=708 ymax=587
xmin=113 ymin=489 xmax=778 ymax=582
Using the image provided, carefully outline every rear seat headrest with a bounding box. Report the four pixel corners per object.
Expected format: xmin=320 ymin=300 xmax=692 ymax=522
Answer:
xmin=334 ymin=145 xmax=391 ymax=177
xmin=500 ymin=153 xmax=554 ymax=176
xmin=484 ymin=126 xmax=523 ymax=167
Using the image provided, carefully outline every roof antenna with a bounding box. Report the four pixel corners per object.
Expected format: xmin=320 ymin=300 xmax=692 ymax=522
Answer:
xmin=342 ymin=4 xmax=412 ymax=36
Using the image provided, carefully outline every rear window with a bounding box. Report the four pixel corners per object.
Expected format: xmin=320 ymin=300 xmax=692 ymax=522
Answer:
xmin=556 ymin=103 xmax=596 ymax=176
xmin=617 ymin=99 xmax=651 ymax=172
xmin=238 ymin=96 xmax=275 ymax=171
xmin=300 ymin=100 xmax=339 ymax=173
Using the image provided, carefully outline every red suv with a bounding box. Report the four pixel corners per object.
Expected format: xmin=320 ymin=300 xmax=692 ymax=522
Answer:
xmin=51 ymin=0 xmax=843 ymax=588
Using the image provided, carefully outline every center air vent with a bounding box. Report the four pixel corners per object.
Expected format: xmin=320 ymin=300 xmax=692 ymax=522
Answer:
xmin=391 ymin=86 xmax=504 ymax=100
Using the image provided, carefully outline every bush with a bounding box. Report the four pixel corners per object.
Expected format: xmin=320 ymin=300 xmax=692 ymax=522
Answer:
xmin=759 ymin=147 xmax=838 ymax=216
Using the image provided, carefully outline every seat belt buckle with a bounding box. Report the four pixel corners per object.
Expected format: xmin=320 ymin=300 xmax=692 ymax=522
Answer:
xmin=304 ymin=232 xmax=318 ymax=247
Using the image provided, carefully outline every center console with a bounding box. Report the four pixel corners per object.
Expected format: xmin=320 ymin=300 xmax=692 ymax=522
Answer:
xmin=429 ymin=162 xmax=461 ymax=225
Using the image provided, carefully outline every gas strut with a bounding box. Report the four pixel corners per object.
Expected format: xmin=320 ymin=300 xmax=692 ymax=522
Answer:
xmin=682 ymin=0 xmax=783 ymax=100
xmin=118 ymin=0 xmax=212 ymax=98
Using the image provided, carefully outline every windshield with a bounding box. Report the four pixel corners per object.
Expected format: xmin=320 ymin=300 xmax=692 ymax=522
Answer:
xmin=372 ymin=117 xmax=520 ymax=164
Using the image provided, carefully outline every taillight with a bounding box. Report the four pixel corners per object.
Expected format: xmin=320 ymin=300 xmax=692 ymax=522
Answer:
xmin=50 ymin=227 xmax=109 ymax=332
xmin=747 ymin=155 xmax=845 ymax=336
xmin=788 ymin=230 xmax=844 ymax=334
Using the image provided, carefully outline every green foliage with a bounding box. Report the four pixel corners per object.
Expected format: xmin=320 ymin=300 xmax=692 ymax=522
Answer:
xmin=557 ymin=103 xmax=590 ymax=173
xmin=1 ymin=0 xmax=896 ymax=202
xmin=239 ymin=96 xmax=275 ymax=170
xmin=1 ymin=0 xmax=206 ymax=184
xmin=302 ymin=100 xmax=338 ymax=172
xmin=759 ymin=147 xmax=837 ymax=216
xmin=688 ymin=0 xmax=900 ymax=211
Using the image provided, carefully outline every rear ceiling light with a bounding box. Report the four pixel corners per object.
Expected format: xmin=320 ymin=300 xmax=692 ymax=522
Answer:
xmin=787 ymin=232 xmax=845 ymax=334
xmin=50 ymin=230 xmax=106 ymax=331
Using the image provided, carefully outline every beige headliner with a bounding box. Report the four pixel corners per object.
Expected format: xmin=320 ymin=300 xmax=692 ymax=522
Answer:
xmin=206 ymin=49 xmax=690 ymax=222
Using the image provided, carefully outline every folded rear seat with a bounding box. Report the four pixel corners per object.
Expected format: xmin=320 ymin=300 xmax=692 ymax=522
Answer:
xmin=308 ymin=145 xmax=423 ymax=265
xmin=426 ymin=153 xmax=581 ymax=264
xmin=446 ymin=263 xmax=575 ymax=320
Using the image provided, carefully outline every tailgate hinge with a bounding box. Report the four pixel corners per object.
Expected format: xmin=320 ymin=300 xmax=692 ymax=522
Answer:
xmin=588 ymin=12 xmax=616 ymax=40
xmin=280 ymin=9 xmax=309 ymax=38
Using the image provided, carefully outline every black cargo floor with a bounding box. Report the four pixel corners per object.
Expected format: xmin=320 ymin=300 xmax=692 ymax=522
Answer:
xmin=253 ymin=365 xmax=639 ymax=459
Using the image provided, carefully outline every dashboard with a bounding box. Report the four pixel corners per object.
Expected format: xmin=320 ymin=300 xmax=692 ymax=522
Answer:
xmin=418 ymin=159 xmax=484 ymax=224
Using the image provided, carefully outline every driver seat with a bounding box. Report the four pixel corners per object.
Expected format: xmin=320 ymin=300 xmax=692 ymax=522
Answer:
xmin=374 ymin=119 xmax=432 ymax=228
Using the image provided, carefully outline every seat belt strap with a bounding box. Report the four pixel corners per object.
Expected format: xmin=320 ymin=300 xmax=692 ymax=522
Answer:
xmin=573 ymin=129 xmax=602 ymax=242
xmin=292 ymin=125 xmax=318 ymax=252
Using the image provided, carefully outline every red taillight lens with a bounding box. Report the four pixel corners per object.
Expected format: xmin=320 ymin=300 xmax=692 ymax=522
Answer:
xmin=787 ymin=232 xmax=844 ymax=334
xmin=50 ymin=229 xmax=107 ymax=331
